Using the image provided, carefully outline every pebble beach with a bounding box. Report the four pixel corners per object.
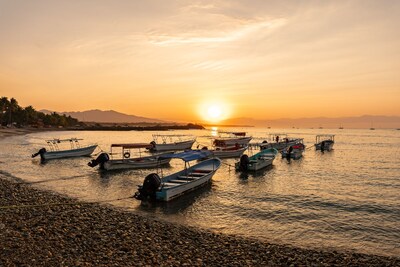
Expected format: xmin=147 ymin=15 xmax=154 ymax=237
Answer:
xmin=1 ymin=129 xmax=400 ymax=266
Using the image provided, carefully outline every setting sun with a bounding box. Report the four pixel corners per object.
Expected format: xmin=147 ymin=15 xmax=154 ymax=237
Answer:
xmin=207 ymin=105 xmax=222 ymax=120
xmin=198 ymin=101 xmax=231 ymax=123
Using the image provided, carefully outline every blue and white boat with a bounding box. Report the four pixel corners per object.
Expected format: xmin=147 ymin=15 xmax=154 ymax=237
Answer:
xmin=134 ymin=150 xmax=221 ymax=202
xmin=236 ymin=148 xmax=278 ymax=171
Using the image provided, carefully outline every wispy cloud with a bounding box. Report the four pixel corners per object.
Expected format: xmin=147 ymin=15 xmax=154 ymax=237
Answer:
xmin=148 ymin=18 xmax=286 ymax=46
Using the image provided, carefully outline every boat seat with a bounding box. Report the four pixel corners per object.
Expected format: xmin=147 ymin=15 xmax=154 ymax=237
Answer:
xmin=169 ymin=179 xmax=188 ymax=184
xmin=192 ymin=169 xmax=212 ymax=174
xmin=188 ymin=172 xmax=204 ymax=177
xmin=162 ymin=182 xmax=180 ymax=187
xmin=177 ymin=175 xmax=199 ymax=180
xmin=177 ymin=176 xmax=197 ymax=181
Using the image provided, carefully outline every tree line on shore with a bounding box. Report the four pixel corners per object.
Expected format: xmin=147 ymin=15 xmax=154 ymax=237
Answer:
xmin=0 ymin=97 xmax=79 ymax=128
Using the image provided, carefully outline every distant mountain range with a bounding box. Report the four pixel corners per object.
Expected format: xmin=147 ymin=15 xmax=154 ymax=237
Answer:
xmin=40 ymin=109 xmax=167 ymax=124
xmin=40 ymin=109 xmax=400 ymax=129
xmin=217 ymin=115 xmax=400 ymax=129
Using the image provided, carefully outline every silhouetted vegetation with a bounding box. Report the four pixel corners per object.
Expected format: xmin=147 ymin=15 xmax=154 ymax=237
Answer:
xmin=0 ymin=96 xmax=78 ymax=128
xmin=78 ymin=123 xmax=204 ymax=131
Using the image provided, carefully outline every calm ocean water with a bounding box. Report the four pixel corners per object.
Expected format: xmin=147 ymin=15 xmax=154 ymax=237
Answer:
xmin=0 ymin=128 xmax=399 ymax=256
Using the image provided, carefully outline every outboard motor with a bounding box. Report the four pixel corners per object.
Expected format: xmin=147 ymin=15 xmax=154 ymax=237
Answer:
xmin=148 ymin=141 xmax=156 ymax=152
xmin=260 ymin=140 xmax=268 ymax=150
xmin=239 ymin=154 xmax=249 ymax=171
xmin=286 ymin=146 xmax=293 ymax=160
xmin=134 ymin=173 xmax=161 ymax=201
xmin=32 ymin=148 xmax=47 ymax=161
xmin=88 ymin=153 xmax=110 ymax=170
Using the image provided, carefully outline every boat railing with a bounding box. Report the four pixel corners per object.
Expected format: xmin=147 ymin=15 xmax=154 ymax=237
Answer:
xmin=268 ymin=133 xmax=289 ymax=142
xmin=315 ymin=134 xmax=335 ymax=143
xmin=46 ymin=138 xmax=84 ymax=151
xmin=152 ymin=134 xmax=195 ymax=144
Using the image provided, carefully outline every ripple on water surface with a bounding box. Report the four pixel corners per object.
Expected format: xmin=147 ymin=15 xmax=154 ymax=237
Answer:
xmin=0 ymin=128 xmax=399 ymax=257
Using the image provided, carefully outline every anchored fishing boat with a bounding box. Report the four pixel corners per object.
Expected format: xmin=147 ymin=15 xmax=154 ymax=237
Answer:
xmin=87 ymin=143 xmax=173 ymax=171
xmin=236 ymin=148 xmax=278 ymax=172
xmin=213 ymin=131 xmax=252 ymax=147
xmin=31 ymin=138 xmax=97 ymax=161
xmin=134 ymin=150 xmax=221 ymax=202
xmin=315 ymin=135 xmax=335 ymax=151
xmin=148 ymin=134 xmax=196 ymax=152
xmin=260 ymin=133 xmax=302 ymax=151
xmin=209 ymin=144 xmax=248 ymax=159
xmin=281 ymin=139 xmax=305 ymax=159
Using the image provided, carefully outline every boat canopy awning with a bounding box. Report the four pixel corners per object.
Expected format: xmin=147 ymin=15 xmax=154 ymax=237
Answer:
xmin=111 ymin=143 xmax=152 ymax=149
xmin=316 ymin=134 xmax=335 ymax=138
xmin=316 ymin=135 xmax=335 ymax=142
xmin=159 ymin=150 xmax=212 ymax=162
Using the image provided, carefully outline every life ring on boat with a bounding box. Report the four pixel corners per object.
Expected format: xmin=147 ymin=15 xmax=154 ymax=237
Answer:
xmin=123 ymin=152 xmax=131 ymax=158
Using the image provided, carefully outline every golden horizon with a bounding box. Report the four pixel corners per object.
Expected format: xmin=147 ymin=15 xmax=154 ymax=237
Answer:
xmin=1 ymin=2 xmax=399 ymax=121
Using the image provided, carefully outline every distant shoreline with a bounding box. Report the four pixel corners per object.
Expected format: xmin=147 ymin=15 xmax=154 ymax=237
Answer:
xmin=0 ymin=124 xmax=205 ymax=139
xmin=0 ymin=127 xmax=60 ymax=141
xmin=71 ymin=123 xmax=205 ymax=131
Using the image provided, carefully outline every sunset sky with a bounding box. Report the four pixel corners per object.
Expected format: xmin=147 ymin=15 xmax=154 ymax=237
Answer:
xmin=0 ymin=0 xmax=399 ymax=122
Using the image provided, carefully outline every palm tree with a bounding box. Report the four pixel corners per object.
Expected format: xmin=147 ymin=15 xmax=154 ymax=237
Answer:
xmin=0 ymin=97 xmax=9 ymax=126
xmin=24 ymin=105 xmax=37 ymax=125
xmin=8 ymin=97 xmax=19 ymax=126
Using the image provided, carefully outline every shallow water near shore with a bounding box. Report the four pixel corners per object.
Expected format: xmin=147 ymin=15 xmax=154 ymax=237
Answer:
xmin=0 ymin=128 xmax=399 ymax=257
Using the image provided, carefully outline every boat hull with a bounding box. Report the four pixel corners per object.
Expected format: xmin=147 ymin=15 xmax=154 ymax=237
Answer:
xmin=151 ymin=140 xmax=195 ymax=152
xmin=156 ymin=158 xmax=221 ymax=201
xmin=214 ymin=137 xmax=252 ymax=146
xmin=281 ymin=149 xmax=303 ymax=159
xmin=315 ymin=141 xmax=334 ymax=151
xmin=43 ymin=145 xmax=97 ymax=160
xmin=235 ymin=148 xmax=277 ymax=171
xmin=248 ymin=157 xmax=274 ymax=171
xmin=104 ymin=157 xmax=171 ymax=170
xmin=260 ymin=139 xmax=300 ymax=151
xmin=212 ymin=146 xmax=247 ymax=158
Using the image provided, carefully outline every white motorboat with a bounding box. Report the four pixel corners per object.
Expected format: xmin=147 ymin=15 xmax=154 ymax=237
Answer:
xmin=213 ymin=131 xmax=252 ymax=147
xmin=260 ymin=133 xmax=302 ymax=151
xmin=88 ymin=143 xmax=173 ymax=170
xmin=315 ymin=135 xmax=335 ymax=151
xmin=31 ymin=138 xmax=97 ymax=161
xmin=281 ymin=139 xmax=306 ymax=159
xmin=209 ymin=145 xmax=248 ymax=159
xmin=235 ymin=148 xmax=278 ymax=171
xmin=134 ymin=150 xmax=221 ymax=202
xmin=148 ymin=134 xmax=196 ymax=152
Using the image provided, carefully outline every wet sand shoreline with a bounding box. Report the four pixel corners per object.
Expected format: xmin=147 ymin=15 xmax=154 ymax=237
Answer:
xmin=1 ymin=129 xmax=399 ymax=266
